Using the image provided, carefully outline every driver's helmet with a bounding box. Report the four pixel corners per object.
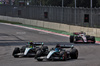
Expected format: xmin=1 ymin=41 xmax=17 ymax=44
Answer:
xmin=29 ymin=41 xmax=33 ymax=45
xmin=29 ymin=41 xmax=34 ymax=48
xmin=56 ymin=44 xmax=61 ymax=48
xmin=55 ymin=44 xmax=61 ymax=52
xmin=55 ymin=48 xmax=59 ymax=52
xmin=80 ymin=31 xmax=86 ymax=35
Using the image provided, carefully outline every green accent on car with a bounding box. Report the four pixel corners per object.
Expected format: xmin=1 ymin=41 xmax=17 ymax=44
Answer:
xmin=60 ymin=57 xmax=63 ymax=59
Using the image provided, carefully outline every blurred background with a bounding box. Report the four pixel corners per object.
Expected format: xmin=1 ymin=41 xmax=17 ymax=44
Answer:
xmin=0 ymin=0 xmax=100 ymax=7
xmin=0 ymin=0 xmax=100 ymax=28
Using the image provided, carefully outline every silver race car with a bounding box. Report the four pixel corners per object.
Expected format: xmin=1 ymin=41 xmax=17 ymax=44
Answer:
xmin=12 ymin=42 xmax=48 ymax=58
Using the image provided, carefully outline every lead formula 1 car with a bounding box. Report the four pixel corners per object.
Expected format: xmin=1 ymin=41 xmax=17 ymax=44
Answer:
xmin=36 ymin=45 xmax=78 ymax=61
xmin=12 ymin=42 xmax=48 ymax=58
xmin=70 ymin=32 xmax=95 ymax=43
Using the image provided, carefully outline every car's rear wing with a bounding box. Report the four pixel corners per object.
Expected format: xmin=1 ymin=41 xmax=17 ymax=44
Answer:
xmin=60 ymin=45 xmax=74 ymax=48
xmin=73 ymin=32 xmax=86 ymax=35
xmin=73 ymin=32 xmax=81 ymax=35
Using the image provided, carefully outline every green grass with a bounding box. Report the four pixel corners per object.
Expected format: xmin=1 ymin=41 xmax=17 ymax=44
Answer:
xmin=17 ymin=24 xmax=73 ymax=36
xmin=96 ymin=37 xmax=100 ymax=42
xmin=0 ymin=20 xmax=22 ymax=24
xmin=0 ymin=20 xmax=100 ymax=42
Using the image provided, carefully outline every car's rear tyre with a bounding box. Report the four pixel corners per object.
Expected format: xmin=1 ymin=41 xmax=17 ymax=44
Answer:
xmin=70 ymin=36 xmax=74 ymax=43
xmin=12 ymin=47 xmax=20 ymax=58
xmin=35 ymin=50 xmax=42 ymax=58
xmin=70 ymin=49 xmax=78 ymax=59
xmin=42 ymin=46 xmax=49 ymax=55
xmin=42 ymin=46 xmax=48 ymax=51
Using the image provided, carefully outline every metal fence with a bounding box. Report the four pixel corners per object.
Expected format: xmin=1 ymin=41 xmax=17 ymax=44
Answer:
xmin=0 ymin=4 xmax=100 ymax=28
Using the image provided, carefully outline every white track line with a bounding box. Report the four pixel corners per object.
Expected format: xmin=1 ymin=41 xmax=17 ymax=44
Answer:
xmin=0 ymin=23 xmax=70 ymax=37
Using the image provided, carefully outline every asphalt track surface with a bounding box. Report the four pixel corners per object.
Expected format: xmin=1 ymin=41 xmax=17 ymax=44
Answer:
xmin=0 ymin=23 xmax=100 ymax=66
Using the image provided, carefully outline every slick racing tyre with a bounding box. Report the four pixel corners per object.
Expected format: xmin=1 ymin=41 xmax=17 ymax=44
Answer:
xmin=41 ymin=46 xmax=48 ymax=51
xmin=12 ymin=47 xmax=20 ymax=58
xmin=91 ymin=36 xmax=95 ymax=43
xmin=70 ymin=49 xmax=78 ymax=59
xmin=70 ymin=36 xmax=74 ymax=43
xmin=35 ymin=50 xmax=42 ymax=58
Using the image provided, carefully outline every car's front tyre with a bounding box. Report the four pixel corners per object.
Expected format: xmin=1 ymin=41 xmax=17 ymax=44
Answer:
xmin=12 ymin=47 xmax=20 ymax=58
xmin=70 ymin=49 xmax=78 ymax=59
xmin=70 ymin=36 xmax=74 ymax=43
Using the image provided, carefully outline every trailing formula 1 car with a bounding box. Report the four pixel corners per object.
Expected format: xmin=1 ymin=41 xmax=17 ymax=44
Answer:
xmin=70 ymin=32 xmax=95 ymax=43
xmin=12 ymin=42 xmax=48 ymax=58
xmin=36 ymin=44 xmax=78 ymax=61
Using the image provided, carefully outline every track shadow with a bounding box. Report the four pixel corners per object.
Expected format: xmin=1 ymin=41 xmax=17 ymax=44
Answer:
xmin=0 ymin=41 xmax=27 ymax=46
xmin=35 ymin=57 xmax=85 ymax=62
xmin=0 ymin=42 xmax=73 ymax=46
xmin=0 ymin=41 xmax=99 ymax=46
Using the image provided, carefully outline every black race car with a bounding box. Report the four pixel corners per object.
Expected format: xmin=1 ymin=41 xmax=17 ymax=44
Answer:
xmin=12 ymin=42 xmax=48 ymax=58
xmin=36 ymin=45 xmax=78 ymax=61
xmin=70 ymin=32 xmax=95 ymax=43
